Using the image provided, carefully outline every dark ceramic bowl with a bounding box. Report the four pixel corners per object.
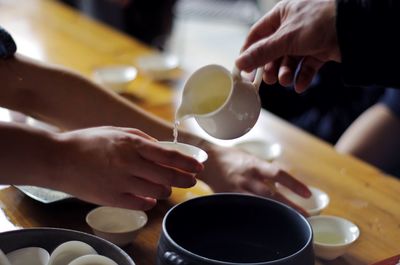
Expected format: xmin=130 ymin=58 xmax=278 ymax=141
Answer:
xmin=157 ymin=193 xmax=314 ymax=265
xmin=0 ymin=227 xmax=135 ymax=265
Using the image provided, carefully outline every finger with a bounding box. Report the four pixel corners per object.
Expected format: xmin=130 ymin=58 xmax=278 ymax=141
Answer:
xmin=241 ymin=4 xmax=282 ymax=51
xmin=125 ymin=175 xmax=173 ymax=199
xmin=278 ymin=56 xmax=301 ymax=87
xmin=250 ymin=163 xmax=311 ymax=198
xmin=294 ymin=56 xmax=324 ymax=93
xmin=236 ymin=34 xmax=287 ymax=73
xmin=273 ymin=169 xmax=311 ymax=198
xmin=263 ymin=59 xmax=281 ymax=85
xmin=129 ymin=158 xmax=196 ymax=188
xmin=239 ymin=178 xmax=276 ymax=197
xmin=109 ymin=193 xmax=157 ymax=211
xmin=114 ymin=127 xmax=157 ymax=141
xmin=272 ymin=192 xmax=309 ymax=217
xmin=137 ymin=141 xmax=204 ymax=173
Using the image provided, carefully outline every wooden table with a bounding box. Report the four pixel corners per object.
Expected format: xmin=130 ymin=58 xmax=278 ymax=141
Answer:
xmin=0 ymin=1 xmax=399 ymax=265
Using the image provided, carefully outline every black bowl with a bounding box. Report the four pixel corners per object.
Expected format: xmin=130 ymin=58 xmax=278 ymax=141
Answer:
xmin=157 ymin=193 xmax=314 ymax=265
xmin=0 ymin=227 xmax=135 ymax=265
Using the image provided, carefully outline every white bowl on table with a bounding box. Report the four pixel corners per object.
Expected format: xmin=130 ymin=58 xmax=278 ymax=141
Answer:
xmin=136 ymin=54 xmax=180 ymax=80
xmin=86 ymin=206 xmax=148 ymax=247
xmin=277 ymin=185 xmax=330 ymax=216
xmin=93 ymin=65 xmax=137 ymax=93
xmin=308 ymin=215 xmax=360 ymax=260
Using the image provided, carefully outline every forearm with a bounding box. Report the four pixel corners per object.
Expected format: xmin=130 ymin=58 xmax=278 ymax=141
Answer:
xmin=0 ymin=122 xmax=60 ymax=187
xmin=335 ymin=104 xmax=400 ymax=171
xmin=0 ymin=54 xmax=175 ymax=139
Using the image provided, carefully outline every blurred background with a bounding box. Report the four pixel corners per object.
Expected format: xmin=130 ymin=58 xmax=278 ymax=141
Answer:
xmin=59 ymin=0 xmax=279 ymax=72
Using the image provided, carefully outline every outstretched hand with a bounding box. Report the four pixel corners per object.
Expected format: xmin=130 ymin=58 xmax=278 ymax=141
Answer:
xmin=199 ymin=145 xmax=311 ymax=216
xmin=236 ymin=0 xmax=340 ymax=93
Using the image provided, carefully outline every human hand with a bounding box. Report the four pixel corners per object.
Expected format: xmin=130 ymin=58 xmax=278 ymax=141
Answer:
xmin=236 ymin=0 xmax=340 ymax=93
xmin=198 ymin=145 xmax=311 ymax=216
xmin=51 ymin=126 xmax=203 ymax=210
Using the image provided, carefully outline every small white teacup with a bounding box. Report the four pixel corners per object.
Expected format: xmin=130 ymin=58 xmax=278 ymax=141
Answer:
xmin=48 ymin=241 xmax=97 ymax=265
xmin=177 ymin=64 xmax=263 ymax=140
xmin=6 ymin=247 xmax=49 ymax=265
xmin=308 ymin=215 xmax=360 ymax=260
xmin=67 ymin=254 xmax=118 ymax=265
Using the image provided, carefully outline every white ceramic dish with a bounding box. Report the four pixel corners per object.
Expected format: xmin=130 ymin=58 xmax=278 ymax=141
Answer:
xmin=0 ymin=228 xmax=135 ymax=265
xmin=68 ymin=254 xmax=118 ymax=265
xmin=6 ymin=247 xmax=49 ymax=265
xmin=0 ymin=250 xmax=11 ymax=265
xmin=93 ymin=65 xmax=137 ymax=92
xmin=86 ymin=207 xmax=148 ymax=247
xmin=277 ymin=185 xmax=329 ymax=216
xmin=308 ymin=215 xmax=360 ymax=260
xmin=158 ymin=141 xmax=208 ymax=163
xmin=48 ymin=240 xmax=97 ymax=265
xmin=136 ymin=54 xmax=179 ymax=80
xmin=15 ymin=186 xmax=72 ymax=204
xmin=234 ymin=139 xmax=282 ymax=161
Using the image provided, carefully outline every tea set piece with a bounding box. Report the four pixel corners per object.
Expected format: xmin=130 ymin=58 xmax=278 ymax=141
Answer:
xmin=136 ymin=53 xmax=180 ymax=80
xmin=0 ymin=249 xmax=11 ymax=265
xmin=47 ymin=240 xmax=97 ymax=265
xmin=67 ymin=254 xmax=118 ymax=265
xmin=6 ymin=247 xmax=50 ymax=265
xmin=308 ymin=215 xmax=360 ymax=260
xmin=157 ymin=141 xmax=208 ymax=163
xmin=0 ymin=224 xmax=135 ymax=265
xmin=85 ymin=206 xmax=148 ymax=247
xmin=233 ymin=139 xmax=282 ymax=162
xmin=277 ymin=184 xmax=330 ymax=216
xmin=93 ymin=65 xmax=137 ymax=93
xmin=176 ymin=64 xmax=264 ymax=140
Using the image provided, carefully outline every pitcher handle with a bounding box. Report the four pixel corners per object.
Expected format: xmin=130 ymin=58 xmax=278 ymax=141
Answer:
xmin=232 ymin=66 xmax=263 ymax=91
xmin=252 ymin=67 xmax=264 ymax=91
xmin=232 ymin=65 xmax=242 ymax=82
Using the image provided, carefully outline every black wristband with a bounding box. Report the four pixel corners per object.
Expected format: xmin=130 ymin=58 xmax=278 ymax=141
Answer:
xmin=0 ymin=26 xmax=17 ymax=59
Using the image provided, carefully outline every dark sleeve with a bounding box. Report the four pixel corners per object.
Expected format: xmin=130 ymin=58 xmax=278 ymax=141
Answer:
xmin=379 ymin=88 xmax=400 ymax=119
xmin=336 ymin=0 xmax=400 ymax=87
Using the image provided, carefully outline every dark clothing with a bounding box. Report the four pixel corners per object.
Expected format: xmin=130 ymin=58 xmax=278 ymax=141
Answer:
xmin=379 ymin=88 xmax=400 ymax=118
xmin=60 ymin=0 xmax=177 ymax=49
xmin=260 ymin=63 xmax=400 ymax=145
xmin=260 ymin=63 xmax=386 ymax=144
xmin=336 ymin=0 xmax=400 ymax=87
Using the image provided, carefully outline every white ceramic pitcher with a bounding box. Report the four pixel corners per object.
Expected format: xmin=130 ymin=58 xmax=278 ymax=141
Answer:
xmin=176 ymin=64 xmax=263 ymax=139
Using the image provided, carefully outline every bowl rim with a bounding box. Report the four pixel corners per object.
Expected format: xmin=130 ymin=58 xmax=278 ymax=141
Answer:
xmin=308 ymin=215 xmax=360 ymax=247
xmin=161 ymin=193 xmax=313 ymax=265
xmin=86 ymin=206 xmax=148 ymax=234
xmin=0 ymin=227 xmax=135 ymax=264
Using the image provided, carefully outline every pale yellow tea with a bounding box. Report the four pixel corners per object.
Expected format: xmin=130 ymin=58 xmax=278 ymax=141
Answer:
xmin=314 ymin=232 xmax=344 ymax=244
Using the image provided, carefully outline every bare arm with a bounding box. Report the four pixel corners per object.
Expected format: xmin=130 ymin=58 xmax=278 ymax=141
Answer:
xmin=0 ymin=54 xmax=311 ymax=210
xmin=0 ymin=54 xmax=173 ymax=138
xmin=336 ymin=104 xmax=400 ymax=172
xmin=0 ymin=122 xmax=203 ymax=210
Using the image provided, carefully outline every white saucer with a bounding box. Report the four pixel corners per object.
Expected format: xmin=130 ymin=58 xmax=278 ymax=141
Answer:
xmin=93 ymin=65 xmax=137 ymax=92
xmin=136 ymin=54 xmax=179 ymax=80
xmin=234 ymin=139 xmax=282 ymax=161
